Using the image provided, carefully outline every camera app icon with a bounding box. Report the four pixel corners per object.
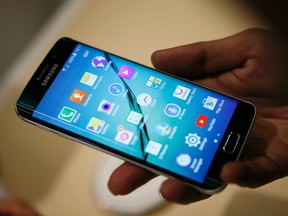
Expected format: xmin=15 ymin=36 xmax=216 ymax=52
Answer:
xmin=97 ymin=99 xmax=115 ymax=115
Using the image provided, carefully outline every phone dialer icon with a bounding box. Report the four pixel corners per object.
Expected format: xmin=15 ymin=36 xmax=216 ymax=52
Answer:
xmin=58 ymin=106 xmax=77 ymax=122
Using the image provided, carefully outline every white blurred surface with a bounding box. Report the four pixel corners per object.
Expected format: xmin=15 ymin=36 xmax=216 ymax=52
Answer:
xmin=93 ymin=157 xmax=166 ymax=215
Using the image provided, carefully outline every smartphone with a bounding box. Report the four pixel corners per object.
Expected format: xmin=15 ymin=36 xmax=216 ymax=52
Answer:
xmin=15 ymin=38 xmax=255 ymax=194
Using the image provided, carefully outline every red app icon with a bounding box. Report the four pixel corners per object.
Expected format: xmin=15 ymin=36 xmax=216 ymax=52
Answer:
xmin=195 ymin=114 xmax=208 ymax=128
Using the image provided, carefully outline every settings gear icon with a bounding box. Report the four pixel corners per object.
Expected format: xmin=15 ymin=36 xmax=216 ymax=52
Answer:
xmin=185 ymin=133 xmax=201 ymax=147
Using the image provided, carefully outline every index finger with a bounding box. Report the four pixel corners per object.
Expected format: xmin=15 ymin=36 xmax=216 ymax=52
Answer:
xmin=108 ymin=161 xmax=157 ymax=195
xmin=151 ymin=29 xmax=257 ymax=78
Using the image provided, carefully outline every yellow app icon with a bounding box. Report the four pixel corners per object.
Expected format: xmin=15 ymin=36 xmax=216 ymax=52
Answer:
xmin=80 ymin=72 xmax=98 ymax=86
xmin=148 ymin=76 xmax=155 ymax=82
xmin=86 ymin=117 xmax=105 ymax=134
xmin=155 ymin=78 xmax=162 ymax=84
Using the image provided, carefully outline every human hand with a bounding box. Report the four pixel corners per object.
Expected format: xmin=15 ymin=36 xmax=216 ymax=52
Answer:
xmin=0 ymin=199 xmax=41 ymax=216
xmin=108 ymin=28 xmax=288 ymax=204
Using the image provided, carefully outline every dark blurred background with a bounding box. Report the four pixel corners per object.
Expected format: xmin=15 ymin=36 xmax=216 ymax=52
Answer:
xmin=0 ymin=0 xmax=64 ymax=78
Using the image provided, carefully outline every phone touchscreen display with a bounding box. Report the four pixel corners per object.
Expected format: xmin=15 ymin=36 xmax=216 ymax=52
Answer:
xmin=33 ymin=43 xmax=238 ymax=184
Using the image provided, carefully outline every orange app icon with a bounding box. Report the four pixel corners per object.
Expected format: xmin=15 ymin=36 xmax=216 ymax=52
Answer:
xmin=69 ymin=89 xmax=88 ymax=104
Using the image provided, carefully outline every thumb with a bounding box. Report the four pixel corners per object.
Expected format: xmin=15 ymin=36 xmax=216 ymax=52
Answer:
xmin=151 ymin=29 xmax=254 ymax=78
xmin=220 ymin=157 xmax=284 ymax=188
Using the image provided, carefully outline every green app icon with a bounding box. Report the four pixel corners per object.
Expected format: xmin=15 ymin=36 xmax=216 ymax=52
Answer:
xmin=58 ymin=106 xmax=77 ymax=122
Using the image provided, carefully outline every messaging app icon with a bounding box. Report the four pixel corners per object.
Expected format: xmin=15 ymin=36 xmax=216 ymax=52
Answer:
xmin=80 ymin=72 xmax=98 ymax=86
xmin=86 ymin=117 xmax=105 ymax=134
xmin=58 ymin=106 xmax=77 ymax=122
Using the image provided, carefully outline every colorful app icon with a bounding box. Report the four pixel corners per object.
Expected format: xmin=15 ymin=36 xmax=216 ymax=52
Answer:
xmin=97 ymin=99 xmax=115 ymax=115
xmin=164 ymin=103 xmax=181 ymax=118
xmin=176 ymin=154 xmax=192 ymax=167
xmin=203 ymin=96 xmax=218 ymax=110
xmin=173 ymin=85 xmax=191 ymax=100
xmin=155 ymin=122 xmax=172 ymax=136
xmin=109 ymin=83 xmax=124 ymax=96
xmin=185 ymin=133 xmax=201 ymax=148
xmin=137 ymin=93 xmax=152 ymax=106
xmin=86 ymin=117 xmax=105 ymax=134
xmin=145 ymin=140 xmax=162 ymax=156
xmin=80 ymin=72 xmax=98 ymax=86
xmin=126 ymin=111 xmax=143 ymax=125
xmin=118 ymin=65 xmax=135 ymax=79
xmin=92 ymin=56 xmax=107 ymax=68
xmin=115 ymin=129 xmax=134 ymax=145
xmin=58 ymin=106 xmax=77 ymax=122
xmin=146 ymin=76 xmax=162 ymax=89
xmin=69 ymin=89 xmax=88 ymax=104
xmin=195 ymin=114 xmax=208 ymax=128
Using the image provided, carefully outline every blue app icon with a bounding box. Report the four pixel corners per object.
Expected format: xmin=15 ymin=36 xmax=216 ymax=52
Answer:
xmin=109 ymin=83 xmax=124 ymax=96
xmin=164 ymin=103 xmax=181 ymax=118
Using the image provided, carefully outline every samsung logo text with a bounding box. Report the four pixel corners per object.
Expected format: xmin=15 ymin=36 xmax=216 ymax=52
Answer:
xmin=41 ymin=64 xmax=59 ymax=86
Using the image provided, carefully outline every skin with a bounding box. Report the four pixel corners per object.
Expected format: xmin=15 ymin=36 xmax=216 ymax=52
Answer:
xmin=0 ymin=199 xmax=41 ymax=216
xmin=108 ymin=28 xmax=288 ymax=204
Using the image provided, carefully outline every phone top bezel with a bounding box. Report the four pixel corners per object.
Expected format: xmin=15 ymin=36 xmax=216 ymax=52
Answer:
xmin=17 ymin=38 xmax=77 ymax=110
xmin=16 ymin=38 xmax=256 ymax=194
